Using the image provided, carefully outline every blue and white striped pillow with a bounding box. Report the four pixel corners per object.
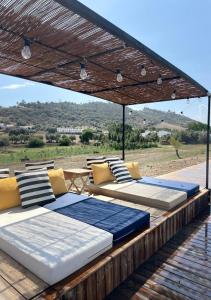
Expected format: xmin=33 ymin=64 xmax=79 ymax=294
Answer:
xmin=0 ymin=168 xmax=10 ymax=178
xmin=109 ymin=159 xmax=133 ymax=183
xmin=25 ymin=160 xmax=54 ymax=171
xmin=15 ymin=169 xmax=55 ymax=208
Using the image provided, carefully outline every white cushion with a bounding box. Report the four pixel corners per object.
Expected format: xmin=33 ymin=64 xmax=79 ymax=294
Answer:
xmin=0 ymin=206 xmax=112 ymax=284
xmin=88 ymin=182 xmax=187 ymax=210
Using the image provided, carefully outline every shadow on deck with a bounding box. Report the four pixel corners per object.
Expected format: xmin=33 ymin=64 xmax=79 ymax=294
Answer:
xmin=106 ymin=211 xmax=211 ymax=300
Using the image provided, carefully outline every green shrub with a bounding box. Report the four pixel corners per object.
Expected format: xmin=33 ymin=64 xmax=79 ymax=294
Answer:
xmin=28 ymin=138 xmax=44 ymax=148
xmin=0 ymin=137 xmax=10 ymax=147
xmin=59 ymin=135 xmax=71 ymax=146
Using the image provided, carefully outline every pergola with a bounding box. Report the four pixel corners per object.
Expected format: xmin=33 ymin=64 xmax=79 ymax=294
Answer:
xmin=0 ymin=0 xmax=210 ymax=188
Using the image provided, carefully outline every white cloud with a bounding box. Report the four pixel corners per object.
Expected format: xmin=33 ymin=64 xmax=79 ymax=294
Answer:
xmin=0 ymin=82 xmax=35 ymax=90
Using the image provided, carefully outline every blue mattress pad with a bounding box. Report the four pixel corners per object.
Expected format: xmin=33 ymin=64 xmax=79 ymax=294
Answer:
xmin=52 ymin=193 xmax=150 ymax=243
xmin=137 ymin=177 xmax=199 ymax=198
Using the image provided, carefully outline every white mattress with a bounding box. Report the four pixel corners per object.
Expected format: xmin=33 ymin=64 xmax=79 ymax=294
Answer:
xmin=0 ymin=206 xmax=112 ymax=285
xmin=88 ymin=182 xmax=187 ymax=210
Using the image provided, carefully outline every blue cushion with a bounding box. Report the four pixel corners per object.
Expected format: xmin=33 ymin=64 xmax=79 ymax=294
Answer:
xmin=137 ymin=177 xmax=199 ymax=198
xmin=54 ymin=195 xmax=150 ymax=243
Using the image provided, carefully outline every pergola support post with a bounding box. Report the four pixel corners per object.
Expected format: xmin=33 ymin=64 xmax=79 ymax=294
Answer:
xmin=206 ymin=94 xmax=211 ymax=193
xmin=122 ymin=104 xmax=126 ymax=161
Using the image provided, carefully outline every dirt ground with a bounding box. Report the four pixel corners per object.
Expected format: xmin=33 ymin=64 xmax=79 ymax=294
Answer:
xmin=6 ymin=145 xmax=206 ymax=177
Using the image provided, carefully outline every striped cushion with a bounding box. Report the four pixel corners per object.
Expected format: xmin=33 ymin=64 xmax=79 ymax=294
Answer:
xmin=25 ymin=160 xmax=54 ymax=171
xmin=105 ymin=157 xmax=120 ymax=163
xmin=86 ymin=156 xmax=105 ymax=183
xmin=0 ymin=168 xmax=10 ymax=178
xmin=109 ymin=160 xmax=133 ymax=183
xmin=15 ymin=169 xmax=56 ymax=208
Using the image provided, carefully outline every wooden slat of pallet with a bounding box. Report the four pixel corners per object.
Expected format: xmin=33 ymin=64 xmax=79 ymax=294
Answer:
xmin=0 ymin=250 xmax=48 ymax=299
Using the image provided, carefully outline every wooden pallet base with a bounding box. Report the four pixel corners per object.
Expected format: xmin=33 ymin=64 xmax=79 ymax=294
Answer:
xmin=35 ymin=189 xmax=209 ymax=300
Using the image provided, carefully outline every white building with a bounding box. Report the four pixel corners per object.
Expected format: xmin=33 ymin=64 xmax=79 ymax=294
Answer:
xmin=57 ymin=127 xmax=83 ymax=135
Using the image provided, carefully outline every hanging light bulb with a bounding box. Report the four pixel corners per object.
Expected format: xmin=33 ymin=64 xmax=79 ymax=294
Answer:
xmin=186 ymin=98 xmax=190 ymax=104
xmin=181 ymin=111 xmax=183 ymax=115
xmin=80 ymin=63 xmax=88 ymax=80
xmin=21 ymin=37 xmax=31 ymax=60
xmin=143 ymin=118 xmax=146 ymax=125
xmin=141 ymin=65 xmax=147 ymax=76
xmin=157 ymin=74 xmax=162 ymax=85
xmin=129 ymin=110 xmax=133 ymax=116
xmin=171 ymin=90 xmax=176 ymax=100
xmin=116 ymin=69 xmax=123 ymax=83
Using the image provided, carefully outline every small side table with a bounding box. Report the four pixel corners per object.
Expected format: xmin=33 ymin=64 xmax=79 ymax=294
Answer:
xmin=64 ymin=168 xmax=92 ymax=194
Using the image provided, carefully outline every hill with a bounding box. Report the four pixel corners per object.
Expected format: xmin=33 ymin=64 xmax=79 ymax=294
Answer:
xmin=0 ymin=101 xmax=195 ymax=130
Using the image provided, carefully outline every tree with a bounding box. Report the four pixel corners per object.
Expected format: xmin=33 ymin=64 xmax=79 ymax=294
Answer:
xmin=59 ymin=135 xmax=71 ymax=146
xmin=170 ymin=136 xmax=182 ymax=159
xmin=0 ymin=137 xmax=9 ymax=147
xmin=28 ymin=138 xmax=44 ymax=148
xmin=80 ymin=129 xmax=93 ymax=144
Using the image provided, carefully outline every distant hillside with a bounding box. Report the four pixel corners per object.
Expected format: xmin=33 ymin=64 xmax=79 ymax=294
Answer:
xmin=0 ymin=101 xmax=195 ymax=130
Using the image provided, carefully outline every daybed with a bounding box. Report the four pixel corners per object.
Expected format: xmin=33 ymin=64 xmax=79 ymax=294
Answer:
xmin=45 ymin=193 xmax=150 ymax=243
xmin=88 ymin=181 xmax=187 ymax=210
xmin=0 ymin=205 xmax=113 ymax=285
xmin=137 ymin=176 xmax=199 ymax=198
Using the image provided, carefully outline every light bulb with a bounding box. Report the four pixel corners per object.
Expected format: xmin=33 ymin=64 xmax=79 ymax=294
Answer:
xmin=171 ymin=91 xmax=176 ymax=99
xmin=116 ymin=70 xmax=123 ymax=83
xmin=187 ymin=98 xmax=190 ymax=104
xmin=80 ymin=64 xmax=88 ymax=80
xmin=21 ymin=38 xmax=31 ymax=60
xmin=157 ymin=75 xmax=162 ymax=85
xmin=141 ymin=65 xmax=147 ymax=76
xmin=143 ymin=119 xmax=146 ymax=125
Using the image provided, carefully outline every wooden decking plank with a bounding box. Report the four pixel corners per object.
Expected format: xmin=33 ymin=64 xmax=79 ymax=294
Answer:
xmin=157 ymin=249 xmax=211 ymax=280
xmin=143 ymin=260 xmax=211 ymax=298
xmin=0 ymin=250 xmax=48 ymax=299
xmin=135 ymin=267 xmax=202 ymax=300
xmin=147 ymin=254 xmax=211 ymax=290
xmin=131 ymin=273 xmax=189 ymax=300
xmin=169 ymin=238 xmax=211 ymax=256
xmin=164 ymin=243 xmax=211 ymax=267
xmin=126 ymin=280 xmax=170 ymax=300
xmin=0 ymin=276 xmax=25 ymax=300
xmin=125 ymin=276 xmax=173 ymax=300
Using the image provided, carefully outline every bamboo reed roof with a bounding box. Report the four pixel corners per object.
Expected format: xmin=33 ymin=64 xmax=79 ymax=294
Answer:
xmin=0 ymin=0 xmax=208 ymax=105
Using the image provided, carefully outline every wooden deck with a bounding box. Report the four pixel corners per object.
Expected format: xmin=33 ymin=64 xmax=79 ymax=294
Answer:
xmin=0 ymin=163 xmax=210 ymax=300
xmin=106 ymin=211 xmax=211 ymax=300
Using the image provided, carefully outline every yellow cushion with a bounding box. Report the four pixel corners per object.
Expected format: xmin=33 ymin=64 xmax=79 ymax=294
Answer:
xmin=92 ymin=163 xmax=115 ymax=185
xmin=0 ymin=177 xmax=21 ymax=211
xmin=48 ymin=168 xmax=68 ymax=196
xmin=125 ymin=162 xmax=141 ymax=179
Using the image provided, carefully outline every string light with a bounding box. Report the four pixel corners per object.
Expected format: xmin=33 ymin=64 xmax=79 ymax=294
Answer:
xmin=171 ymin=90 xmax=176 ymax=100
xmin=116 ymin=69 xmax=123 ymax=82
xmin=141 ymin=65 xmax=147 ymax=76
xmin=157 ymin=74 xmax=162 ymax=85
xmin=129 ymin=110 xmax=133 ymax=116
xmin=143 ymin=118 xmax=146 ymax=125
xmin=21 ymin=37 xmax=31 ymax=60
xmin=80 ymin=63 xmax=88 ymax=80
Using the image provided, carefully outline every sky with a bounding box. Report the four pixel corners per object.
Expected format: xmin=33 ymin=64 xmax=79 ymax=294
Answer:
xmin=0 ymin=0 xmax=210 ymax=123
